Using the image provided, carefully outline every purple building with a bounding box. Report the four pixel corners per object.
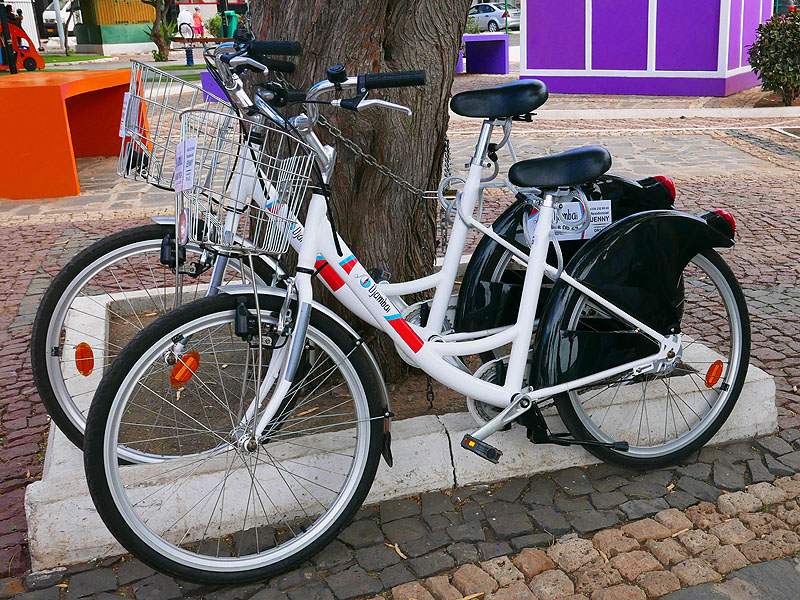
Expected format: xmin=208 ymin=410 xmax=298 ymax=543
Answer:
xmin=520 ymin=0 xmax=773 ymax=96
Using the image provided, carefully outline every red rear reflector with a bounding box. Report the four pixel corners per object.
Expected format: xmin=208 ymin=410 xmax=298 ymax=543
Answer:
xmin=705 ymin=360 xmax=724 ymax=388
xmin=653 ymin=175 xmax=676 ymax=200
xmin=713 ymin=209 xmax=736 ymax=234
xmin=170 ymin=351 xmax=200 ymax=387
xmin=502 ymin=11 xmax=508 ymax=17
xmin=75 ymin=342 xmax=94 ymax=377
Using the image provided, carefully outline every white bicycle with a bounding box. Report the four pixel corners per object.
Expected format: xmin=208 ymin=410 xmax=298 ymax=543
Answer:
xmin=81 ymin=39 xmax=749 ymax=583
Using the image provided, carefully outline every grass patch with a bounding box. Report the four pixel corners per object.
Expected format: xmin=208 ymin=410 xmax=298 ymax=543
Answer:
xmin=43 ymin=54 xmax=109 ymax=63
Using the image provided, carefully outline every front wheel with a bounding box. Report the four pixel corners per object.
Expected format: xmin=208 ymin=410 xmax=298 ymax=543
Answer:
xmin=555 ymin=249 xmax=750 ymax=467
xmin=84 ymin=293 xmax=384 ymax=584
xmin=30 ymin=224 xmax=274 ymax=459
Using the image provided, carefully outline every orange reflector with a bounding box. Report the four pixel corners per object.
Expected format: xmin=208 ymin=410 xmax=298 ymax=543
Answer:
xmin=705 ymin=360 xmax=724 ymax=388
xmin=75 ymin=342 xmax=94 ymax=377
xmin=170 ymin=351 xmax=200 ymax=387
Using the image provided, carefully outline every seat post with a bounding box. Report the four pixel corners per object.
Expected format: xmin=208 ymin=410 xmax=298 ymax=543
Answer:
xmin=471 ymin=120 xmax=495 ymax=167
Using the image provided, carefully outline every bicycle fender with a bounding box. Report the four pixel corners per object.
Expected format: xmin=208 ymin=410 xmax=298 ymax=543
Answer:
xmin=219 ymin=284 xmax=394 ymax=466
xmin=528 ymin=209 xmax=734 ymax=393
xmin=150 ymin=216 xmax=176 ymax=225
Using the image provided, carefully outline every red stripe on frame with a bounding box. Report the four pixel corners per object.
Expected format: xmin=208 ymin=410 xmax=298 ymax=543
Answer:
xmin=388 ymin=318 xmax=424 ymax=353
xmin=316 ymin=259 xmax=344 ymax=291
xmin=340 ymin=258 xmax=357 ymax=274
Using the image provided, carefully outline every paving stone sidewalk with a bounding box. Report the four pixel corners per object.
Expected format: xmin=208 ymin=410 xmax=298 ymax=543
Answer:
xmin=0 ymin=94 xmax=798 ymax=595
xmin=5 ymin=433 xmax=800 ymax=599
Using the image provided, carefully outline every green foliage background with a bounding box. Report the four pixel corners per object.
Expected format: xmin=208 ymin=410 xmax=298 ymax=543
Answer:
xmin=748 ymin=10 xmax=800 ymax=105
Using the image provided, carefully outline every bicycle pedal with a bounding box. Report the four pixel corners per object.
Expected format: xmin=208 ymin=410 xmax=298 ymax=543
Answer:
xmin=461 ymin=434 xmax=502 ymax=464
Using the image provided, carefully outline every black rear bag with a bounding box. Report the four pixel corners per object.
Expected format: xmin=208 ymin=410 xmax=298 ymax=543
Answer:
xmin=453 ymin=176 xmax=674 ymax=333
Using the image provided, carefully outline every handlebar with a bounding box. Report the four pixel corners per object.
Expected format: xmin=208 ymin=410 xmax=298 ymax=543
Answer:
xmin=258 ymin=57 xmax=296 ymax=74
xmin=363 ymin=70 xmax=426 ymax=90
xmin=248 ymin=40 xmax=302 ymax=57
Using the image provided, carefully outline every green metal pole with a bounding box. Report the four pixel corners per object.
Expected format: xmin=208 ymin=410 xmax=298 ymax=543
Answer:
xmin=505 ymin=0 xmax=508 ymax=34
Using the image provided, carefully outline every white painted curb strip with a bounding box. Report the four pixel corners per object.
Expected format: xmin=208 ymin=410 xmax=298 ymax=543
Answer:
xmin=26 ymin=363 xmax=776 ymax=570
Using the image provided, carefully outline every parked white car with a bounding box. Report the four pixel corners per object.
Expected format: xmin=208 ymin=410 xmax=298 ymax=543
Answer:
xmin=468 ymin=2 xmax=520 ymax=32
xmin=43 ymin=0 xmax=81 ymax=35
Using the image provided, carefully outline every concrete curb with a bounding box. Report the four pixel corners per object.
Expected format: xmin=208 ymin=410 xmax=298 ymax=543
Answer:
xmin=25 ymin=363 xmax=776 ymax=570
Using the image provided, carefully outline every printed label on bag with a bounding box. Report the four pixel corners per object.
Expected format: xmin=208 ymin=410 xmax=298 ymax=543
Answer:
xmin=119 ymin=92 xmax=131 ymax=138
xmin=524 ymin=199 xmax=612 ymax=244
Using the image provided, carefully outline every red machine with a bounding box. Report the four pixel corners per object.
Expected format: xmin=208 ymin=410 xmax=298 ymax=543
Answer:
xmin=0 ymin=23 xmax=45 ymax=72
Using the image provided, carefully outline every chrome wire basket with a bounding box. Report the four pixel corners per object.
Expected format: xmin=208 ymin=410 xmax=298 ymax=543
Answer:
xmin=118 ymin=60 xmax=234 ymax=190
xmin=177 ymin=108 xmax=316 ymax=256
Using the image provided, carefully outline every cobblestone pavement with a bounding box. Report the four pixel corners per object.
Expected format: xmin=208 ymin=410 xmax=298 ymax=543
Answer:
xmin=0 ymin=100 xmax=799 ymax=596
xmin=4 ymin=434 xmax=800 ymax=599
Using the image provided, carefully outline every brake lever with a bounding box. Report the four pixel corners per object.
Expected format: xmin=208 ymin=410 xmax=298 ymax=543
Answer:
xmin=229 ymin=55 xmax=268 ymax=74
xmin=332 ymin=98 xmax=412 ymax=116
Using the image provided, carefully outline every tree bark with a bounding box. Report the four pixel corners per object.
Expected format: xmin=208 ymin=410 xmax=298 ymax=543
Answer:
xmin=146 ymin=0 xmax=174 ymax=60
xmin=251 ymin=0 xmax=471 ymax=380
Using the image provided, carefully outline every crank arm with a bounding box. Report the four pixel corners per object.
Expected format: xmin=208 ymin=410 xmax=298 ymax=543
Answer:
xmin=460 ymin=393 xmax=533 ymax=464
xmin=469 ymin=393 xmax=534 ymax=442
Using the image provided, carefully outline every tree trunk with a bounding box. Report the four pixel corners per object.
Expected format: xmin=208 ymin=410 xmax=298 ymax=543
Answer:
xmin=149 ymin=0 xmax=174 ymax=59
xmin=251 ymin=0 xmax=471 ymax=381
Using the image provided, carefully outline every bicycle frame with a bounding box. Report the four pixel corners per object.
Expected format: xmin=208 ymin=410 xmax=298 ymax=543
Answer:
xmin=197 ymin=49 xmax=681 ymax=445
xmin=238 ymin=123 xmax=678 ymax=444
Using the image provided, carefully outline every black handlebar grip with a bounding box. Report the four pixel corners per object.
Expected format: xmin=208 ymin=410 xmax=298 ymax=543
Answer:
xmin=362 ymin=70 xmax=426 ymax=90
xmin=286 ymin=89 xmax=307 ymax=102
xmin=248 ymin=40 xmax=302 ymax=56
xmin=260 ymin=57 xmax=296 ymax=74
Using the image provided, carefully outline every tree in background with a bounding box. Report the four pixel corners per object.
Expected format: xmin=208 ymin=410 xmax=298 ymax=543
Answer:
xmin=143 ymin=0 xmax=175 ymax=61
xmin=250 ymin=0 xmax=471 ymax=380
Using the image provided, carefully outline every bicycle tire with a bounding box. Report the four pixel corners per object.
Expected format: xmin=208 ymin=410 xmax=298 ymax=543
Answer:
xmin=30 ymin=224 xmax=274 ymax=458
xmin=554 ymin=249 xmax=750 ymax=467
xmin=84 ymin=293 xmax=384 ymax=583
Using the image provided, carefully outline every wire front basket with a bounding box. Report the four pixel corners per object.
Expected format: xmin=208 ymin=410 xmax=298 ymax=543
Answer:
xmin=118 ymin=60 xmax=234 ymax=190
xmin=177 ymin=108 xmax=316 ymax=256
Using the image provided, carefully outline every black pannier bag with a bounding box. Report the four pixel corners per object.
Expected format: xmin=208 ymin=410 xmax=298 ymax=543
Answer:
xmin=453 ymin=175 xmax=675 ymax=333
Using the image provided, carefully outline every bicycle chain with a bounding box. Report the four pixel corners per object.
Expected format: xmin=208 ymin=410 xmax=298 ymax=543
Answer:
xmin=316 ymin=114 xmax=458 ymax=251
xmin=318 ymin=113 xmax=443 ymax=200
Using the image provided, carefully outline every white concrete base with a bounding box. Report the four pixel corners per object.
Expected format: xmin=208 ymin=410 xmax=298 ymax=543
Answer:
xmin=26 ymin=358 xmax=776 ymax=571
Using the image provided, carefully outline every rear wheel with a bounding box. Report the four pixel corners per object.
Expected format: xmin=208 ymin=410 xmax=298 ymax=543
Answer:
xmin=23 ymin=57 xmax=37 ymax=71
xmin=84 ymin=293 xmax=384 ymax=583
xmin=30 ymin=224 xmax=274 ymax=460
xmin=555 ymin=249 xmax=750 ymax=467
xmin=487 ymin=20 xmax=499 ymax=32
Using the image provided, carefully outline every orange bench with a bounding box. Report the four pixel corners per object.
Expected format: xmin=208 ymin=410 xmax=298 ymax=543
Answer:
xmin=0 ymin=70 xmax=129 ymax=199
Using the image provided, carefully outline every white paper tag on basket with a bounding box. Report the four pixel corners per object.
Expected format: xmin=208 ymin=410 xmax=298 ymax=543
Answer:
xmin=524 ymin=199 xmax=612 ymax=243
xmin=174 ymin=140 xmax=185 ymax=192
xmin=181 ymin=137 xmax=198 ymax=192
xmin=173 ymin=137 xmax=198 ymax=193
xmin=118 ymin=92 xmax=131 ymax=138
